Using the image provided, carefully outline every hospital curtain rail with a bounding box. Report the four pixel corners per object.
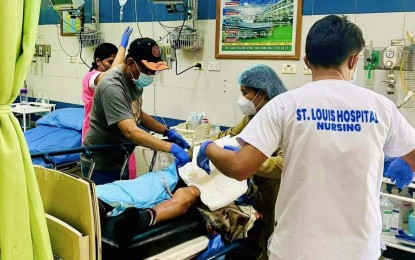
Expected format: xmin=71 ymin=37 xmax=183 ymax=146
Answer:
xmin=0 ymin=0 xmax=53 ymax=259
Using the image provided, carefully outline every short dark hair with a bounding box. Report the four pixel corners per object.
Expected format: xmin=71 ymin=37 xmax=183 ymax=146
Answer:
xmin=305 ymin=15 xmax=365 ymax=68
xmin=90 ymin=43 xmax=117 ymax=71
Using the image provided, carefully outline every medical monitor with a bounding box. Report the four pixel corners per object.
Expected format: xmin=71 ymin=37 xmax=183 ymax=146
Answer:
xmin=51 ymin=0 xmax=85 ymax=11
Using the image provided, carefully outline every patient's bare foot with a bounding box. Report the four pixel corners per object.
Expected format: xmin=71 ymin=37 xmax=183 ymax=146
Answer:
xmin=113 ymin=207 xmax=156 ymax=245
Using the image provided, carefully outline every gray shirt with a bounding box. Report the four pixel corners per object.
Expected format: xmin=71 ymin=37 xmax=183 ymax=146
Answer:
xmin=83 ymin=65 xmax=143 ymax=171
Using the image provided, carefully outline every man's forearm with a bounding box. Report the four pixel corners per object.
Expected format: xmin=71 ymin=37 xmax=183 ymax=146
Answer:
xmin=140 ymin=112 xmax=168 ymax=134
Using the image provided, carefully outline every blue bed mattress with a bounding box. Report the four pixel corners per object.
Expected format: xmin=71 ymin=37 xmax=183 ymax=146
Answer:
xmin=25 ymin=125 xmax=82 ymax=166
xmin=24 ymin=108 xmax=84 ymax=167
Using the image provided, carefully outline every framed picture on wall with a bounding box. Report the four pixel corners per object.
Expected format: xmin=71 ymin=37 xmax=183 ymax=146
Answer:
xmin=215 ymin=0 xmax=303 ymax=60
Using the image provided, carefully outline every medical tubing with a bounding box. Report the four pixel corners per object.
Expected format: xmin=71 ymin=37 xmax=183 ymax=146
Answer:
xmin=118 ymin=146 xmax=130 ymax=179
xmin=134 ymin=0 xmax=144 ymax=37
xmin=397 ymin=90 xmax=414 ymax=108
xmin=174 ymin=2 xmax=192 ymax=76
xmin=55 ymin=25 xmax=80 ymax=57
xmin=147 ymin=0 xmax=180 ymax=31
xmin=149 ymin=150 xmax=158 ymax=172
xmin=78 ymin=30 xmax=91 ymax=69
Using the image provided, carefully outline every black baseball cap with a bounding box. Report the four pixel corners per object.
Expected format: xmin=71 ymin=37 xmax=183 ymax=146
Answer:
xmin=128 ymin=38 xmax=169 ymax=71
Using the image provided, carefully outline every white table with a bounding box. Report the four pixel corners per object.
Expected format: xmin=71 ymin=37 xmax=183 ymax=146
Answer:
xmin=11 ymin=102 xmax=56 ymax=132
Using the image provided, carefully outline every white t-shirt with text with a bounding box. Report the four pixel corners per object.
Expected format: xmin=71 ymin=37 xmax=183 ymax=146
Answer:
xmin=237 ymin=80 xmax=415 ymax=260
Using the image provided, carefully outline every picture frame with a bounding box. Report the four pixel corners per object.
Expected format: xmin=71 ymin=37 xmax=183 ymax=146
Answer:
xmin=215 ymin=0 xmax=303 ymax=60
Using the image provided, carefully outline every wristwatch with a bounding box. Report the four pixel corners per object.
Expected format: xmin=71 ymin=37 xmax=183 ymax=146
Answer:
xmin=163 ymin=127 xmax=170 ymax=137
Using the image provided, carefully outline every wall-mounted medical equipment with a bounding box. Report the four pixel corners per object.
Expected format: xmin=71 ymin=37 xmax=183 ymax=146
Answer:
xmin=383 ymin=46 xmax=400 ymax=94
xmin=363 ymin=40 xmax=405 ymax=94
xmin=166 ymin=0 xmax=203 ymax=51
xmin=363 ymin=35 xmax=415 ymax=109
xmin=51 ymin=0 xmax=85 ymax=11
xmin=78 ymin=0 xmax=102 ymax=48
xmin=152 ymin=0 xmax=185 ymax=13
xmin=169 ymin=26 xmax=203 ymax=50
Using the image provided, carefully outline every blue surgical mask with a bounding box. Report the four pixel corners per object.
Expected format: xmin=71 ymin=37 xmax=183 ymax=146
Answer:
xmin=131 ymin=62 xmax=155 ymax=88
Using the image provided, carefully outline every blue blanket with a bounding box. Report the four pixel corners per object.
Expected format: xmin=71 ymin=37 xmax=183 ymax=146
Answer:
xmin=25 ymin=125 xmax=81 ymax=166
xmin=97 ymin=163 xmax=178 ymax=216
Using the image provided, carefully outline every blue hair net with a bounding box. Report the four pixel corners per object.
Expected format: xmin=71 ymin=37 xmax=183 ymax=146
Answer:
xmin=238 ymin=64 xmax=287 ymax=99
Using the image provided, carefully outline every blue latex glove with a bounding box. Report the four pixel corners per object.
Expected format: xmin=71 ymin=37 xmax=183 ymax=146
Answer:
xmin=170 ymin=143 xmax=190 ymax=167
xmin=120 ymin=26 xmax=133 ymax=48
xmin=384 ymin=157 xmax=396 ymax=175
xmin=197 ymin=140 xmax=213 ymax=174
xmin=167 ymin=129 xmax=190 ymax=150
xmin=223 ymin=145 xmax=240 ymax=152
xmin=385 ymin=158 xmax=413 ymax=189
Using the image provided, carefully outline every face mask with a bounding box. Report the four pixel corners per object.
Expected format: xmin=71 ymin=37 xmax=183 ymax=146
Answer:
xmin=133 ymin=73 xmax=155 ymax=88
xmin=237 ymin=92 xmax=261 ymax=115
xmin=131 ymin=62 xmax=155 ymax=88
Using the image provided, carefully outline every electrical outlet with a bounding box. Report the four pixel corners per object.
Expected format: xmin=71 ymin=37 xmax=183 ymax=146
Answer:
xmin=208 ymin=61 xmax=220 ymax=71
xmin=38 ymin=45 xmax=43 ymax=56
xmin=69 ymin=56 xmax=77 ymax=63
xmin=282 ymin=64 xmax=297 ymax=74
xmin=303 ymin=65 xmax=312 ymax=75
xmin=193 ymin=62 xmax=204 ymax=70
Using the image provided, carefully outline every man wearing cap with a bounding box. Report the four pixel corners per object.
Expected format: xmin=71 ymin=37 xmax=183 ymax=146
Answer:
xmin=82 ymin=38 xmax=190 ymax=185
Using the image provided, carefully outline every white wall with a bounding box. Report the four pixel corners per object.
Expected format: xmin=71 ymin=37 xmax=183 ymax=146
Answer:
xmin=27 ymin=12 xmax=415 ymax=127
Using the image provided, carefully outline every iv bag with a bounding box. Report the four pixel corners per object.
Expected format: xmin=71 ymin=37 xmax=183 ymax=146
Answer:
xmin=119 ymin=0 xmax=127 ymax=22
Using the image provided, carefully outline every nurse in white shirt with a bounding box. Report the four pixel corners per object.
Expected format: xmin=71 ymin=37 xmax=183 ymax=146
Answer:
xmin=196 ymin=15 xmax=415 ymax=260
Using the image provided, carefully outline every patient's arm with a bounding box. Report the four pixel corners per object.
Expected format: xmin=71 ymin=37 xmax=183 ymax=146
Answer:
xmin=153 ymin=186 xmax=201 ymax=223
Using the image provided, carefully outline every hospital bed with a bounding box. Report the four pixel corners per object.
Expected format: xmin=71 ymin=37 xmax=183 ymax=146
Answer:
xmin=24 ymin=108 xmax=84 ymax=169
xmin=31 ymin=144 xmax=245 ymax=259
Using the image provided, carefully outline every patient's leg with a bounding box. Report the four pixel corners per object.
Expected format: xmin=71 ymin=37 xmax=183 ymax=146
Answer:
xmin=153 ymin=186 xmax=201 ymax=223
xmin=113 ymin=186 xmax=201 ymax=244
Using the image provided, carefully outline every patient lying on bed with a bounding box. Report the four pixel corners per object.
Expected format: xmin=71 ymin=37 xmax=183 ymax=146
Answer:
xmin=97 ymin=136 xmax=261 ymax=244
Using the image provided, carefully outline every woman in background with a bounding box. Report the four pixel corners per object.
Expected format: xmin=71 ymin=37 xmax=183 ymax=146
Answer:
xmin=81 ymin=26 xmax=133 ymax=141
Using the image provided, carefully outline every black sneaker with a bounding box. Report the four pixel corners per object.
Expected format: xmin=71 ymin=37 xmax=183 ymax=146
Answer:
xmin=113 ymin=207 xmax=153 ymax=246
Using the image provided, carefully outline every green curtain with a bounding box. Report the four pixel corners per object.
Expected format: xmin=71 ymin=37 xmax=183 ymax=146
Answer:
xmin=0 ymin=0 xmax=53 ymax=259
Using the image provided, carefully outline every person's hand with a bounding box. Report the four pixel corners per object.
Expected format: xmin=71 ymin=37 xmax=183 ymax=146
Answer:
xmin=166 ymin=129 xmax=190 ymax=150
xmin=170 ymin=143 xmax=190 ymax=167
xmin=120 ymin=26 xmax=133 ymax=48
xmin=385 ymin=157 xmax=413 ymax=189
xmin=197 ymin=140 xmax=213 ymax=174
xmin=224 ymin=145 xmax=240 ymax=152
